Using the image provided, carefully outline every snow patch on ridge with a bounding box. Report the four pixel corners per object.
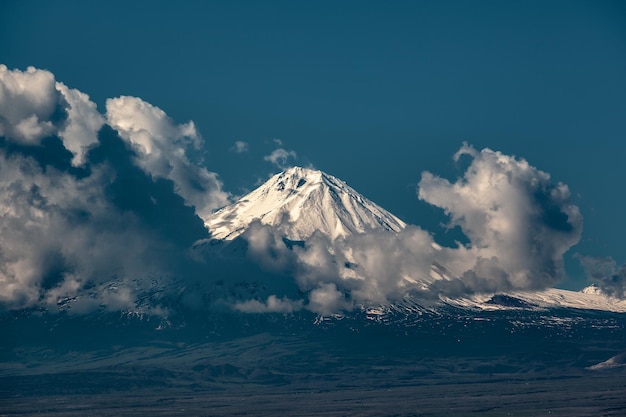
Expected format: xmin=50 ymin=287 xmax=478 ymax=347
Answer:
xmin=587 ymin=352 xmax=626 ymax=370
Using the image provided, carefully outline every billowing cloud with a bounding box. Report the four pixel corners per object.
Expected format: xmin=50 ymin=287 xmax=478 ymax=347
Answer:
xmin=293 ymin=228 xmax=437 ymax=304
xmin=0 ymin=65 xmax=226 ymax=313
xmin=241 ymin=220 xmax=298 ymax=273
xmin=577 ymin=255 xmax=626 ymax=299
xmin=0 ymin=65 xmax=589 ymax=316
xmin=105 ymin=96 xmax=230 ymax=220
xmin=55 ymin=82 xmax=105 ymax=166
xmin=0 ymin=149 xmax=166 ymax=310
xmin=236 ymin=222 xmax=432 ymax=311
xmin=307 ymin=283 xmax=351 ymax=315
xmin=0 ymin=65 xmax=59 ymax=145
xmin=418 ymin=143 xmax=582 ymax=292
xmin=0 ymin=65 xmax=103 ymax=166
xmin=231 ymin=140 xmax=249 ymax=153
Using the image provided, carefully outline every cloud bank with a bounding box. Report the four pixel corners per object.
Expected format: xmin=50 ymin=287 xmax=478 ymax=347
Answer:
xmin=0 ymin=148 xmax=166 ymax=310
xmin=235 ymin=144 xmax=583 ymax=314
xmin=0 ymin=65 xmax=228 ymax=312
xmin=0 ymin=65 xmax=592 ymax=316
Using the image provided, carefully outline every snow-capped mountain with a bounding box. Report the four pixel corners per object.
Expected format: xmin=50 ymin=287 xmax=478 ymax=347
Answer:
xmin=206 ymin=166 xmax=406 ymax=241
xmin=442 ymin=286 xmax=626 ymax=313
xmin=352 ymin=286 xmax=626 ymax=324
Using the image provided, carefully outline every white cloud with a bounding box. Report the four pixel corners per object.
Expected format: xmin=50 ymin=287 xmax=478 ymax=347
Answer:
xmin=418 ymin=143 xmax=582 ymax=291
xmin=238 ymin=222 xmax=436 ymax=311
xmin=307 ymin=283 xmax=350 ymax=315
xmin=336 ymin=227 xmax=438 ymax=302
xmin=0 ymin=65 xmax=232 ymax=312
xmin=0 ymin=65 xmax=103 ymax=166
xmin=105 ymin=96 xmax=230 ymax=220
xmin=0 ymin=65 xmax=59 ymax=145
xmin=264 ymin=148 xmax=297 ymax=169
xmin=0 ymin=150 xmax=163 ymax=310
xmin=55 ymin=82 xmax=104 ymax=166
xmin=234 ymin=295 xmax=303 ymax=313
xmin=231 ymin=140 xmax=249 ymax=153
xmin=12 ymin=114 xmax=55 ymax=143
xmin=242 ymin=220 xmax=295 ymax=272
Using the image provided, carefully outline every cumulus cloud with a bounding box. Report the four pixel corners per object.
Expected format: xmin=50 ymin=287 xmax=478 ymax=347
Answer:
xmin=418 ymin=143 xmax=582 ymax=292
xmin=0 ymin=65 xmax=58 ymax=145
xmin=0 ymin=150 xmax=166 ymax=310
xmin=577 ymin=255 xmax=626 ymax=299
xmin=264 ymin=146 xmax=297 ymax=169
xmin=55 ymin=82 xmax=104 ymax=166
xmin=0 ymin=65 xmax=103 ymax=166
xmin=105 ymin=96 xmax=230 ymax=220
xmin=231 ymin=140 xmax=248 ymax=153
xmin=293 ymin=228 xmax=437 ymax=304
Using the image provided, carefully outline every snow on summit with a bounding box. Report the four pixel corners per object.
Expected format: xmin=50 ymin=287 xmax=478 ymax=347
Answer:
xmin=206 ymin=166 xmax=406 ymax=241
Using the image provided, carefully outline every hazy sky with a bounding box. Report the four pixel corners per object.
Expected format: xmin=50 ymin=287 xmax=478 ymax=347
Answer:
xmin=2 ymin=0 xmax=625 ymax=289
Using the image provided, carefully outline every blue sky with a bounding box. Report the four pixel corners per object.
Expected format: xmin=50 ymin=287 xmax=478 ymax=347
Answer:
xmin=1 ymin=0 xmax=625 ymax=290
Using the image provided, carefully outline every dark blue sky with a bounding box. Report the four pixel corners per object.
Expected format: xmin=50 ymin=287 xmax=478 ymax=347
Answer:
xmin=2 ymin=0 xmax=625 ymax=288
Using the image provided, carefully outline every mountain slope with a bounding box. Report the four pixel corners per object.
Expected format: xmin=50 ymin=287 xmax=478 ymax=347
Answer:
xmin=206 ymin=166 xmax=406 ymax=241
xmin=441 ymin=286 xmax=626 ymax=313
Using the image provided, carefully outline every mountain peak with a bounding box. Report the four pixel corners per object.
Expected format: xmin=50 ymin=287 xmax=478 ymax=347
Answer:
xmin=282 ymin=165 xmax=321 ymax=176
xmin=272 ymin=166 xmax=326 ymax=190
xmin=206 ymin=166 xmax=406 ymax=241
